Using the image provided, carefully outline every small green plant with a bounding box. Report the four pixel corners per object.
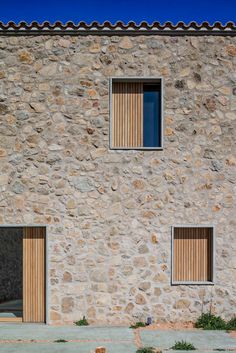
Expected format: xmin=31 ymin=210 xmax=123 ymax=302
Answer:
xmin=130 ymin=321 xmax=147 ymax=329
xmin=171 ymin=340 xmax=196 ymax=350
xmin=195 ymin=313 xmax=227 ymax=330
xmin=136 ymin=347 xmax=156 ymax=353
xmin=74 ymin=316 xmax=89 ymax=326
xmin=54 ymin=339 xmax=68 ymax=343
xmin=227 ymin=317 xmax=236 ymax=330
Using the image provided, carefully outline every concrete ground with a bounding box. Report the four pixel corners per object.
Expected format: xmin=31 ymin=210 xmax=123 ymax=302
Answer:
xmin=0 ymin=324 xmax=235 ymax=353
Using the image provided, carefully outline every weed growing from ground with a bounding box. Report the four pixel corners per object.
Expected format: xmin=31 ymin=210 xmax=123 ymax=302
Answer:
xmin=171 ymin=340 xmax=196 ymax=350
xmin=74 ymin=316 xmax=89 ymax=326
xmin=195 ymin=313 xmax=227 ymax=330
xmin=136 ymin=347 xmax=157 ymax=353
xmin=130 ymin=321 xmax=147 ymax=329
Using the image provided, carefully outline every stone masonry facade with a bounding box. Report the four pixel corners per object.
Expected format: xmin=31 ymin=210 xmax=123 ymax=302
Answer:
xmin=0 ymin=31 xmax=235 ymax=325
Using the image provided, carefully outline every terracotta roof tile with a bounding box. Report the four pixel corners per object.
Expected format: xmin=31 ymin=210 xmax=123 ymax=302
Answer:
xmin=0 ymin=21 xmax=235 ymax=35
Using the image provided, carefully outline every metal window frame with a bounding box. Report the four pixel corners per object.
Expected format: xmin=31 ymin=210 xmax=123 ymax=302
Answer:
xmin=109 ymin=77 xmax=164 ymax=150
xmin=0 ymin=224 xmax=49 ymax=324
xmin=171 ymin=224 xmax=215 ymax=286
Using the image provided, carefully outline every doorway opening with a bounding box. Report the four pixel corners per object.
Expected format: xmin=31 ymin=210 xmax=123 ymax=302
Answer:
xmin=0 ymin=226 xmax=46 ymax=323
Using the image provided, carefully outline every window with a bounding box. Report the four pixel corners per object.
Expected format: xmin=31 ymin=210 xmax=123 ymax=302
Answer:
xmin=172 ymin=226 xmax=214 ymax=284
xmin=110 ymin=78 xmax=163 ymax=149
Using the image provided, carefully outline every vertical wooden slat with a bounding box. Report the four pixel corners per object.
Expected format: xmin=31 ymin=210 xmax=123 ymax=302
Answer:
xmin=112 ymin=81 xmax=143 ymax=148
xmin=173 ymin=227 xmax=212 ymax=282
xmin=23 ymin=227 xmax=45 ymax=323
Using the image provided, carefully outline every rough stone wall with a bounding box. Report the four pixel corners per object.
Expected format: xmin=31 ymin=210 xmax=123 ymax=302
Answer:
xmin=0 ymin=228 xmax=23 ymax=303
xmin=0 ymin=34 xmax=235 ymax=325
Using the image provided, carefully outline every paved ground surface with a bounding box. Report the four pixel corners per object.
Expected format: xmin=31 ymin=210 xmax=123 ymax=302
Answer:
xmin=141 ymin=329 xmax=236 ymax=351
xmin=0 ymin=324 xmax=235 ymax=352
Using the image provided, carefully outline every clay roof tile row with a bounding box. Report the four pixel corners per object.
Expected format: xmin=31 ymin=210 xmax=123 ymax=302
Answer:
xmin=0 ymin=21 xmax=235 ymax=35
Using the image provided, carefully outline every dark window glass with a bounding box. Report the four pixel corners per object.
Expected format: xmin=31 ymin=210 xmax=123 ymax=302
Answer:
xmin=143 ymin=84 xmax=161 ymax=147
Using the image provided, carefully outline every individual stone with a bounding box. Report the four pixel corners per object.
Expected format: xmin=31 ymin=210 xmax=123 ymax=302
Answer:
xmin=67 ymin=199 xmax=76 ymax=209
xmin=132 ymin=180 xmax=145 ymax=190
xmin=71 ymin=176 xmax=94 ymax=192
xmin=135 ymin=294 xmax=146 ymax=305
xmin=226 ymin=45 xmax=236 ymax=56
xmin=50 ymin=311 xmax=61 ymax=320
xmin=180 ymin=67 xmax=190 ymax=77
xmin=203 ymin=148 xmax=215 ymax=159
xmin=211 ymin=160 xmax=222 ymax=171
xmin=165 ymin=127 xmax=175 ymax=136
xmin=151 ymin=234 xmax=158 ymax=244
xmin=226 ymin=156 xmax=236 ymax=166
xmin=12 ymin=181 xmax=25 ymax=194
xmin=89 ymin=43 xmax=101 ymax=53
xmin=204 ymin=97 xmax=216 ymax=112
xmin=90 ymin=269 xmax=107 ymax=282
xmin=0 ymin=174 xmax=8 ymax=186
xmin=193 ymin=72 xmax=201 ymax=82
xmin=15 ymin=111 xmax=29 ymax=121
xmin=61 ymin=297 xmax=74 ymax=313
xmin=0 ymin=103 xmax=8 ymax=114
xmin=86 ymin=127 xmax=95 ymax=135
xmin=111 ymin=179 xmax=118 ymax=191
xmin=138 ymin=282 xmax=151 ymax=291
xmin=212 ymin=205 xmax=221 ymax=212
xmin=174 ymin=299 xmax=191 ymax=309
xmin=111 ymin=202 xmax=123 ymax=215
xmin=48 ymin=144 xmax=63 ymax=151
xmin=0 ymin=148 xmax=7 ymax=157
xmin=58 ymin=38 xmax=71 ymax=48
xmin=175 ymin=80 xmax=185 ymax=89
xmin=142 ymin=211 xmax=156 ymax=219
xmin=63 ymin=271 xmax=72 ymax=282
xmin=92 ymin=116 xmax=105 ymax=128
xmin=39 ymin=62 xmax=57 ymax=76
xmin=138 ymin=244 xmax=149 ymax=254
xmin=18 ymin=50 xmax=34 ymax=64
xmin=30 ymin=102 xmax=46 ymax=113
xmin=134 ymin=257 xmax=147 ymax=267
xmin=154 ymin=288 xmax=162 ymax=296
xmin=125 ymin=302 xmax=134 ymax=314
xmin=153 ymin=272 xmax=168 ymax=282
xmin=90 ymin=148 xmax=106 ymax=160
xmin=190 ymin=37 xmax=198 ymax=48
xmin=119 ymin=37 xmax=133 ymax=49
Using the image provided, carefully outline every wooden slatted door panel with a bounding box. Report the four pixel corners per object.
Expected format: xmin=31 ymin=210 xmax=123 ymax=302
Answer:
xmin=23 ymin=227 xmax=46 ymax=323
xmin=173 ymin=227 xmax=213 ymax=282
xmin=112 ymin=81 xmax=143 ymax=148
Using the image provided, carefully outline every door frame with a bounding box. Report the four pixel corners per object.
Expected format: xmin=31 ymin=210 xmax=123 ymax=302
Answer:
xmin=0 ymin=225 xmax=49 ymax=324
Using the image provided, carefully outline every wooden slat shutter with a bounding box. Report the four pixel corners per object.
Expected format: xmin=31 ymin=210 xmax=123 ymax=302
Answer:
xmin=23 ymin=227 xmax=46 ymax=322
xmin=173 ymin=227 xmax=213 ymax=282
xmin=112 ymin=82 xmax=143 ymax=148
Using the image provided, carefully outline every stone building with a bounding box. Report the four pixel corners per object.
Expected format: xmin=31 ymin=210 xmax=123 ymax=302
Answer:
xmin=0 ymin=21 xmax=235 ymax=325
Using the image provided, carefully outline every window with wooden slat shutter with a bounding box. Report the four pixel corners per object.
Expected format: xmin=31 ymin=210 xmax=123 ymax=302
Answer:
xmin=172 ymin=226 xmax=214 ymax=284
xmin=111 ymin=78 xmax=163 ymax=149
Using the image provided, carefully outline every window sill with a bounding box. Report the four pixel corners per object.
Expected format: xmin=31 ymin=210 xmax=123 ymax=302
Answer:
xmin=171 ymin=281 xmax=214 ymax=286
xmin=109 ymin=147 xmax=163 ymax=151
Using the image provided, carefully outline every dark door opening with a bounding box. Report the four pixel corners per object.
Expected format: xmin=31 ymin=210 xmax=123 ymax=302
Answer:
xmin=0 ymin=227 xmax=23 ymax=321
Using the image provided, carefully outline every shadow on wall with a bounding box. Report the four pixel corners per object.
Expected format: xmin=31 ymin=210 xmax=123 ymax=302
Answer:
xmin=0 ymin=227 xmax=23 ymax=303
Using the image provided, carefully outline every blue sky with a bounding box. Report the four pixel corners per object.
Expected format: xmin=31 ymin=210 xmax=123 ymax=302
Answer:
xmin=0 ymin=0 xmax=235 ymax=24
